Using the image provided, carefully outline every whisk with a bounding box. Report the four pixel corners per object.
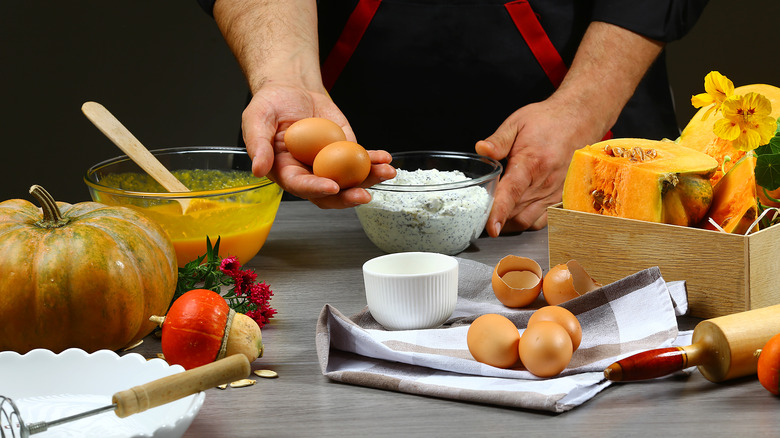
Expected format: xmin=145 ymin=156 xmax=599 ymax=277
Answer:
xmin=0 ymin=354 xmax=250 ymax=438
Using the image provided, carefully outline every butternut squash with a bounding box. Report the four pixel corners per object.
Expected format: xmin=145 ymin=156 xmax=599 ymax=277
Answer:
xmin=701 ymin=154 xmax=759 ymax=234
xmin=563 ymin=139 xmax=718 ymax=226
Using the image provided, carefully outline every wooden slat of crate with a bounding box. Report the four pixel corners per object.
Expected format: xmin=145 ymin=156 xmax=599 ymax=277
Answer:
xmin=547 ymin=204 xmax=780 ymax=318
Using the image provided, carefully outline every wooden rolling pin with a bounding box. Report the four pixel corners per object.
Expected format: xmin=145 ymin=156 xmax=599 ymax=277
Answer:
xmin=604 ymin=304 xmax=780 ymax=383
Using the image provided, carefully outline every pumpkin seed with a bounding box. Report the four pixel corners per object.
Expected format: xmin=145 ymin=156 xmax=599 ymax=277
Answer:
xmin=229 ymin=379 xmax=256 ymax=388
xmin=156 ymin=353 xmax=166 ymax=360
xmin=254 ymin=369 xmax=278 ymax=379
xmin=122 ymin=339 xmax=143 ymax=351
xmin=217 ymin=384 xmax=228 ymax=390
xmin=634 ymin=147 xmax=645 ymax=161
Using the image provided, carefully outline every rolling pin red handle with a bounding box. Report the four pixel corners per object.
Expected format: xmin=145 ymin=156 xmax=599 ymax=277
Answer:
xmin=604 ymin=347 xmax=688 ymax=382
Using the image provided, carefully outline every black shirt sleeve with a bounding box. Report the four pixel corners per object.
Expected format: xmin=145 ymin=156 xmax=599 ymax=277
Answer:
xmin=196 ymin=0 xmax=216 ymax=17
xmin=592 ymin=0 xmax=710 ymax=42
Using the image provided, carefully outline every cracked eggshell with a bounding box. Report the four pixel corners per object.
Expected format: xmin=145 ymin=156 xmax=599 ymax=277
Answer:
xmin=491 ymin=255 xmax=543 ymax=308
xmin=542 ymin=260 xmax=601 ymax=305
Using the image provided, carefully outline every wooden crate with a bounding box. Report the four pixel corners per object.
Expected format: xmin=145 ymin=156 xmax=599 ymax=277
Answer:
xmin=547 ymin=203 xmax=780 ymax=319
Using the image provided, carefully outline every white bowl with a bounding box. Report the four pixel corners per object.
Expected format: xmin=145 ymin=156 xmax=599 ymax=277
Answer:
xmin=0 ymin=348 xmax=204 ymax=438
xmin=363 ymin=252 xmax=459 ymax=330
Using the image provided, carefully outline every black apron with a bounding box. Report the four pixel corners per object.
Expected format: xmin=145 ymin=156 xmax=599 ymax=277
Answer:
xmin=316 ymin=0 xmax=679 ymax=152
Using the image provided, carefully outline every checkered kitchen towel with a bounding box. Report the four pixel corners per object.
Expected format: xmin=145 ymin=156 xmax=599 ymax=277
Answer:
xmin=315 ymin=259 xmax=690 ymax=413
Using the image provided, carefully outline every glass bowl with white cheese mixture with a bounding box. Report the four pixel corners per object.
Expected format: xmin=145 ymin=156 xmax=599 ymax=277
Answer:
xmin=355 ymin=151 xmax=502 ymax=255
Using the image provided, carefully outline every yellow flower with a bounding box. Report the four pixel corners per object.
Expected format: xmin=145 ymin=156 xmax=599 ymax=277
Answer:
xmin=713 ymin=92 xmax=775 ymax=151
xmin=691 ymin=71 xmax=735 ymax=120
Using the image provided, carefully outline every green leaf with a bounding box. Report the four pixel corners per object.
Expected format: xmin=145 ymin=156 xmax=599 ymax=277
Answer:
xmin=754 ymin=118 xmax=780 ymax=190
xmin=755 ymin=153 xmax=780 ymax=190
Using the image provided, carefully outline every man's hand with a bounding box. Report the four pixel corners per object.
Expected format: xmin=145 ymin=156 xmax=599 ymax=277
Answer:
xmin=242 ymin=81 xmax=395 ymax=208
xmin=476 ymin=21 xmax=664 ymax=236
xmin=214 ymin=0 xmax=395 ymax=209
xmin=476 ymin=96 xmax=604 ymax=235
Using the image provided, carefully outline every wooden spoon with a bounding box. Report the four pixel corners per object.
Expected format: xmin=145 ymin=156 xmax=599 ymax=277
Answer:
xmin=81 ymin=101 xmax=191 ymax=212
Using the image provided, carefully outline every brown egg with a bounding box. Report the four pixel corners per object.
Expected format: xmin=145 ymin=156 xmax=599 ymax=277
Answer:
xmin=542 ymin=260 xmax=601 ymax=306
xmin=491 ymin=255 xmax=542 ymax=308
xmin=527 ymin=306 xmax=582 ymax=351
xmin=518 ymin=320 xmax=573 ymax=378
xmin=312 ymin=140 xmax=372 ymax=189
xmin=467 ymin=314 xmax=520 ymax=369
xmin=283 ymin=117 xmax=347 ymax=166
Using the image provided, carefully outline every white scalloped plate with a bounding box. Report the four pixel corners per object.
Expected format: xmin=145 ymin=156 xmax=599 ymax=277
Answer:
xmin=0 ymin=348 xmax=205 ymax=438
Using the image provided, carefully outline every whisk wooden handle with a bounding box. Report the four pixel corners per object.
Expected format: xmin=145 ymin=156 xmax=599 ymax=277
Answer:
xmin=112 ymin=354 xmax=251 ymax=418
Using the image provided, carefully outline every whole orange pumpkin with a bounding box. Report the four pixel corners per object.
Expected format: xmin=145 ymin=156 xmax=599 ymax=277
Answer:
xmin=0 ymin=185 xmax=177 ymax=353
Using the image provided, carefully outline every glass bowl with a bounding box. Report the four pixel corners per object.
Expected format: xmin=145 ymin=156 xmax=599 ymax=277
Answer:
xmin=355 ymin=151 xmax=502 ymax=255
xmin=84 ymin=146 xmax=282 ymax=267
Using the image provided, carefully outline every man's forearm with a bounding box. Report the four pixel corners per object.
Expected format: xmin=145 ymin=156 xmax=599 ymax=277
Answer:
xmin=553 ymin=21 xmax=665 ymax=136
xmin=213 ymin=0 xmax=323 ymax=93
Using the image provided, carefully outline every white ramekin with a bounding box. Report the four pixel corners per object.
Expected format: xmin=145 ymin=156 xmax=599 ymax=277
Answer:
xmin=362 ymin=252 xmax=459 ymax=330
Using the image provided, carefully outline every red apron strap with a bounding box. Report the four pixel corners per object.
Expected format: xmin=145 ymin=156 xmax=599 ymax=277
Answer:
xmin=504 ymin=0 xmax=567 ymax=88
xmin=505 ymin=1 xmax=613 ymax=140
xmin=321 ymin=0 xmax=382 ymax=91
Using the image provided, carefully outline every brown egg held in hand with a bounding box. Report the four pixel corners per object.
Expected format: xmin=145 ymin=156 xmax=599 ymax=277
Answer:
xmin=313 ymin=140 xmax=372 ymax=189
xmin=542 ymin=260 xmax=601 ymax=305
xmin=283 ymin=117 xmax=347 ymax=166
xmin=467 ymin=314 xmax=520 ymax=369
xmin=527 ymin=306 xmax=582 ymax=351
xmin=491 ymin=255 xmax=543 ymax=308
xmin=519 ymin=320 xmax=573 ymax=378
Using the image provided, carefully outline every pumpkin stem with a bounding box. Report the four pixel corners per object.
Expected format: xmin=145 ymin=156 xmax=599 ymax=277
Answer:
xmin=29 ymin=185 xmax=70 ymax=229
xmin=149 ymin=315 xmax=166 ymax=327
xmin=661 ymin=174 xmax=680 ymax=195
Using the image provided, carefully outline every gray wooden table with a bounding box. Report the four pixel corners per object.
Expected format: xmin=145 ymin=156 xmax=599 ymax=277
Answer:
xmin=131 ymin=201 xmax=779 ymax=437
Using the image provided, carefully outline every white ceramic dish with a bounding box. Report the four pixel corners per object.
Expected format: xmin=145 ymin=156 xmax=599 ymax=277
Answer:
xmin=0 ymin=348 xmax=205 ymax=438
xmin=363 ymin=252 xmax=459 ymax=330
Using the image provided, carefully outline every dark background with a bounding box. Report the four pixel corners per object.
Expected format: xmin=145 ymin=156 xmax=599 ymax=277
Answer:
xmin=2 ymin=0 xmax=778 ymax=203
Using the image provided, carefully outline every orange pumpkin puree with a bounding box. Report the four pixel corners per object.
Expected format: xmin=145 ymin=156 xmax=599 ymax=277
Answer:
xmin=139 ymin=201 xmax=277 ymax=267
xmin=96 ymin=169 xmax=282 ymax=267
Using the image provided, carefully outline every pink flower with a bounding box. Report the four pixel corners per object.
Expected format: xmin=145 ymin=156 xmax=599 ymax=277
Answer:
xmin=220 ymin=256 xmax=241 ymax=277
xmin=246 ymin=305 xmax=276 ymax=328
xmin=233 ymin=269 xmax=258 ymax=296
xmin=249 ymin=282 xmax=273 ymax=304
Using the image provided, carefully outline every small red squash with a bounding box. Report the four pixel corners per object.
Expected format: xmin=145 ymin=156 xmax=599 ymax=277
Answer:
xmin=0 ymin=185 xmax=177 ymax=353
xmin=757 ymin=333 xmax=780 ymax=396
xmin=151 ymin=289 xmax=264 ymax=370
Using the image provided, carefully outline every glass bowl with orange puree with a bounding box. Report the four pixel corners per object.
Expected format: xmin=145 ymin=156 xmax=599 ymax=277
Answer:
xmin=85 ymin=146 xmax=282 ymax=267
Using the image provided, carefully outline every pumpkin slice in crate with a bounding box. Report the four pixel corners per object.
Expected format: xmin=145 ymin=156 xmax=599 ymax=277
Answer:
xmin=701 ymin=153 xmax=759 ymax=234
xmin=562 ymin=139 xmax=718 ymax=226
